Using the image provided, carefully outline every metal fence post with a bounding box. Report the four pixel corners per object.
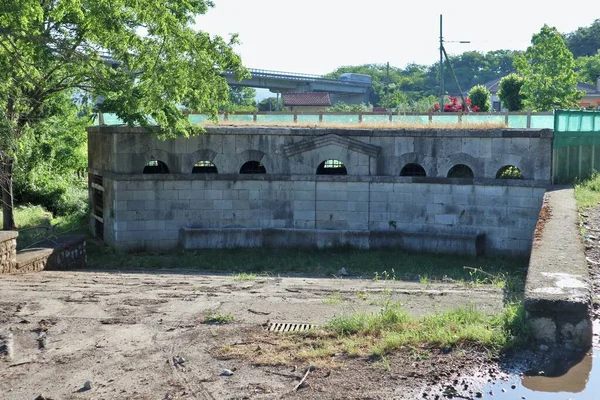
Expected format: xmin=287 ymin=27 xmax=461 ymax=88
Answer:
xmin=293 ymin=111 xmax=297 ymax=123
xmin=253 ymin=112 xmax=257 ymax=122
xmin=526 ymin=110 xmax=532 ymax=128
xmin=505 ymin=111 xmax=509 ymax=126
xmin=358 ymin=112 xmax=363 ymax=123
xmin=319 ymin=112 xmax=323 ymax=123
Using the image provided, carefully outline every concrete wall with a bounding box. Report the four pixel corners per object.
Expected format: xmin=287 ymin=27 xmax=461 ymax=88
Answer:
xmin=88 ymin=126 xmax=552 ymax=255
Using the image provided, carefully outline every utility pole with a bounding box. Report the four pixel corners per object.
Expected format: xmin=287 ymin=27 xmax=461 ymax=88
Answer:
xmin=439 ymin=15 xmax=470 ymax=112
xmin=439 ymin=14 xmax=444 ymax=113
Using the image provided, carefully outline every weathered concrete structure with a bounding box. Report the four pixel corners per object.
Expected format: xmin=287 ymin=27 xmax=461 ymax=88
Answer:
xmin=88 ymin=126 xmax=552 ymax=256
xmin=525 ymin=189 xmax=592 ymax=349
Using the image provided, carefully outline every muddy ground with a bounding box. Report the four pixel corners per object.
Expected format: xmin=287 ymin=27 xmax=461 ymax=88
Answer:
xmin=0 ymin=267 xmax=508 ymax=400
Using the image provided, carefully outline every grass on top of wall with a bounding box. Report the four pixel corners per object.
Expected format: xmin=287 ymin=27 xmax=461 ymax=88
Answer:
xmin=88 ymin=242 xmax=527 ymax=289
xmin=201 ymin=121 xmax=507 ymax=130
xmin=574 ymin=173 xmax=600 ymax=210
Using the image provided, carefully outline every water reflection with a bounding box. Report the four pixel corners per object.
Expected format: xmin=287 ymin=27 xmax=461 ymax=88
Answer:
xmin=482 ymin=348 xmax=599 ymax=399
xmin=522 ymin=351 xmax=592 ymax=393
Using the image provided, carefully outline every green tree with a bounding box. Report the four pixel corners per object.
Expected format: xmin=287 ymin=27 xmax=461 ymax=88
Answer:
xmin=468 ymin=85 xmax=491 ymax=112
xmin=575 ymin=51 xmax=600 ymax=85
xmin=514 ymin=25 xmax=583 ymax=111
xmin=258 ymin=97 xmax=280 ymax=111
xmin=14 ymin=93 xmax=89 ymax=216
xmin=222 ymin=87 xmax=257 ymax=112
xmin=498 ymin=73 xmax=525 ymax=111
xmin=379 ymin=86 xmax=409 ymax=110
xmin=564 ymin=19 xmax=600 ymax=58
xmin=0 ymin=0 xmax=247 ymax=229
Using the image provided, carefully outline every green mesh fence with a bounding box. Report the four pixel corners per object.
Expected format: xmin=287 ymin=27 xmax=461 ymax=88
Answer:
xmin=97 ymin=112 xmax=558 ymax=128
xmin=553 ymin=110 xmax=600 ymax=183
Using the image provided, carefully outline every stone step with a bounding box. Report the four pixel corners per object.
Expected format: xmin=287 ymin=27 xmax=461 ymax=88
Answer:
xmin=14 ymin=248 xmax=53 ymax=274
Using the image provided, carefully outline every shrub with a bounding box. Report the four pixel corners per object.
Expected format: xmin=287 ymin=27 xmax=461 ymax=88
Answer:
xmin=468 ymin=85 xmax=492 ymax=112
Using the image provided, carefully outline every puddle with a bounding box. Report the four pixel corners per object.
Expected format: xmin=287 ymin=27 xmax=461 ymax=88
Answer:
xmin=481 ymin=348 xmax=600 ymax=399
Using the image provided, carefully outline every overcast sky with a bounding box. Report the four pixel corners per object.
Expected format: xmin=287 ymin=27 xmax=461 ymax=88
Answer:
xmin=195 ymin=0 xmax=596 ymax=75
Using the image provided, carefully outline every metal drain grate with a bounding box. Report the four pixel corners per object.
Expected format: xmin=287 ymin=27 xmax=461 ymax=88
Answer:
xmin=267 ymin=322 xmax=316 ymax=333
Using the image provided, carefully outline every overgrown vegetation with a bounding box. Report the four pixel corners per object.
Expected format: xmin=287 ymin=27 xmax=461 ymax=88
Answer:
xmin=13 ymin=95 xmax=89 ymax=217
xmin=574 ymin=172 xmax=600 ymax=209
xmin=220 ymin=301 xmax=531 ymax=368
xmin=0 ymin=204 xmax=88 ymax=249
xmin=87 ymin=244 xmax=526 ymax=286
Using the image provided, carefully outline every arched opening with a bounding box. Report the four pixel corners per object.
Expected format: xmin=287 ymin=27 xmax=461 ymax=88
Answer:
xmin=496 ymin=165 xmax=524 ymax=180
xmin=316 ymin=159 xmax=347 ymax=175
xmin=240 ymin=161 xmax=266 ymax=174
xmin=400 ymin=163 xmax=426 ymax=177
xmin=192 ymin=160 xmax=218 ymax=173
xmin=143 ymin=160 xmax=169 ymax=174
xmin=447 ymin=164 xmax=474 ymax=179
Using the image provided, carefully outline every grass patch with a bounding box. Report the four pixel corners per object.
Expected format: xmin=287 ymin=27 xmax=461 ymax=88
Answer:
xmin=575 ymin=172 xmax=600 ymax=209
xmin=203 ymin=312 xmax=235 ymax=324
xmin=202 ymin=121 xmax=507 ymax=130
xmin=0 ymin=204 xmax=88 ymax=249
xmin=87 ymin=245 xmax=526 ymax=286
xmin=232 ymin=272 xmax=257 ymax=281
xmin=219 ymin=302 xmax=531 ymax=367
xmin=323 ymin=292 xmax=344 ymax=305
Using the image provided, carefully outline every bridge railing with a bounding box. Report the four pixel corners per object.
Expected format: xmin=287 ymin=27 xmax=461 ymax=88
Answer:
xmin=222 ymin=68 xmax=371 ymax=86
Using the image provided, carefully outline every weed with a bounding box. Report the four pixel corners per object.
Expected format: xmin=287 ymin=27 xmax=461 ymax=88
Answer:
xmin=203 ymin=313 xmax=235 ymax=324
xmin=373 ymin=355 xmax=391 ymax=371
xmin=232 ymin=272 xmax=257 ymax=281
xmin=419 ymin=275 xmax=429 ymax=285
xmin=323 ymin=292 xmax=344 ymax=305
xmin=575 ymin=172 xmax=600 ymax=209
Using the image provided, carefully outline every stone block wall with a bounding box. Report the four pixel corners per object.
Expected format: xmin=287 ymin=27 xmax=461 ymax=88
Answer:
xmin=102 ymin=176 xmax=545 ymax=255
xmin=88 ymin=126 xmax=552 ymax=255
xmin=0 ymin=231 xmax=18 ymax=274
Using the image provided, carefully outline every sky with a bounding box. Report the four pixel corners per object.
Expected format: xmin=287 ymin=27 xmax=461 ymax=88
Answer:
xmin=194 ymin=1 xmax=597 ymax=99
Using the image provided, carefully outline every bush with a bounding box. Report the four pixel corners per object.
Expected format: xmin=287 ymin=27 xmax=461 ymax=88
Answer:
xmin=498 ymin=73 xmax=525 ymax=111
xmin=468 ymin=85 xmax=492 ymax=112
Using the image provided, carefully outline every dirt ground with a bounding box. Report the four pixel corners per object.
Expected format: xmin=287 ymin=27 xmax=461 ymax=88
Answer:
xmin=0 ymin=268 xmax=507 ymax=399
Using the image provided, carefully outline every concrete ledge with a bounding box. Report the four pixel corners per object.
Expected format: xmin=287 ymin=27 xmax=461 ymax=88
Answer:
xmin=180 ymin=227 xmax=485 ymax=256
xmin=14 ymin=248 xmax=53 ymax=273
xmin=4 ymin=234 xmax=87 ymax=274
xmin=0 ymin=231 xmax=18 ymax=242
xmin=524 ymin=188 xmax=592 ymax=349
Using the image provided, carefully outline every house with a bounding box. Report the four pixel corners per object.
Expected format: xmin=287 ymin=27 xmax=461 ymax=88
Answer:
xmin=578 ymin=78 xmax=600 ymax=109
xmin=483 ymin=76 xmax=600 ymax=111
xmin=282 ymin=92 xmax=331 ymax=112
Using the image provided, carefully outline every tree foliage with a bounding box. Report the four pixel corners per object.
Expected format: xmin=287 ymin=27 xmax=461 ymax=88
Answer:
xmin=221 ymin=87 xmax=257 ymax=112
xmin=468 ymin=85 xmax=491 ymax=112
xmin=514 ymin=25 xmax=583 ymax=111
xmin=575 ymin=51 xmax=600 ymax=85
xmin=14 ymin=93 xmax=89 ymax=215
xmin=498 ymin=73 xmax=525 ymax=111
xmin=0 ymin=0 xmax=247 ymax=227
xmin=564 ymin=19 xmax=600 ymax=58
xmin=326 ymin=51 xmax=519 ymax=108
xmin=257 ymin=97 xmax=280 ymax=112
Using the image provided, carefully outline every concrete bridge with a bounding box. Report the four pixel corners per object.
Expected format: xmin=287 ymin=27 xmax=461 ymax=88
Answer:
xmin=223 ymin=69 xmax=371 ymax=104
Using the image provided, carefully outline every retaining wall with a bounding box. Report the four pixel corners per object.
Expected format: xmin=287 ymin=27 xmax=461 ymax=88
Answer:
xmin=525 ymin=188 xmax=592 ymax=349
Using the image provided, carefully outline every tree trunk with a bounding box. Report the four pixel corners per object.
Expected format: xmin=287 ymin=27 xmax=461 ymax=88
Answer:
xmin=1 ymin=159 xmax=15 ymax=230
